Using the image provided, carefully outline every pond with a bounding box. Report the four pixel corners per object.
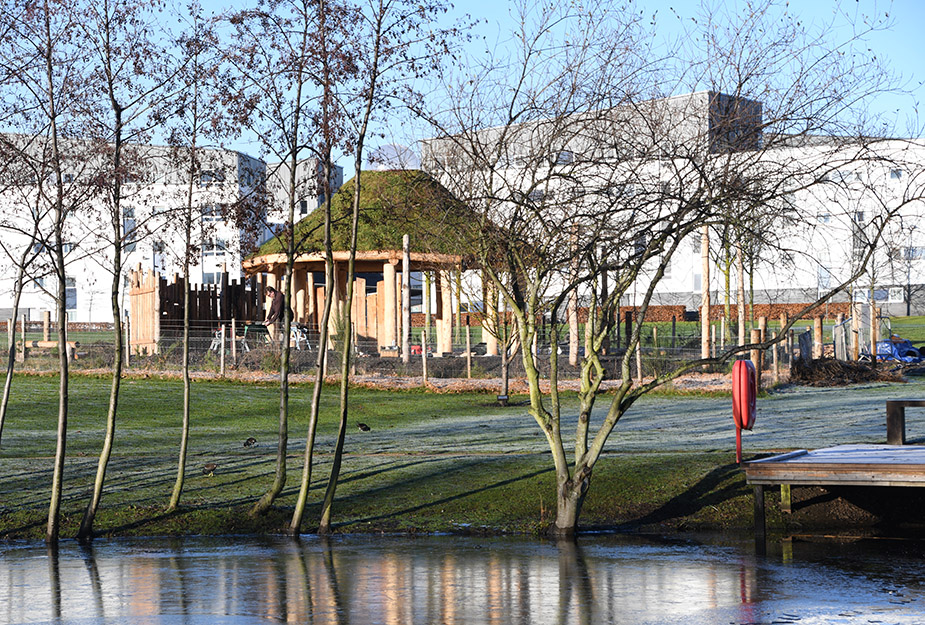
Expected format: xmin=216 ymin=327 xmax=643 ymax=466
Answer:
xmin=1 ymin=534 xmax=923 ymax=624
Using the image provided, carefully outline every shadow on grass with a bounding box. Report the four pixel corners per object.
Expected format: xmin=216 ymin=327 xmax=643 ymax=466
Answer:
xmin=618 ymin=462 xmax=749 ymax=530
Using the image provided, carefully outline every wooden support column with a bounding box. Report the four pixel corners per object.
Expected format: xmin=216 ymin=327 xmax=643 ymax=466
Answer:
xmin=355 ymin=277 xmax=368 ymax=339
xmin=42 ymin=311 xmax=50 ymax=341
xmin=306 ymin=273 xmax=316 ymax=331
xmin=438 ymin=270 xmax=453 ymax=356
xmin=401 ymin=234 xmax=411 ymax=363
xmin=484 ymin=280 xmax=498 ymax=356
xmin=383 ymin=260 xmax=397 ymax=349
xmin=294 ymin=269 xmax=307 ymax=323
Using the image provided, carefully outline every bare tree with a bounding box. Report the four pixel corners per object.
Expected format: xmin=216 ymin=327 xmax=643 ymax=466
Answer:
xmin=0 ymin=0 xmax=101 ymax=544
xmin=164 ymin=3 xmax=226 ymax=514
xmin=222 ymin=0 xmax=356 ymax=516
xmin=314 ymin=0 xmax=462 ymax=534
xmin=422 ymin=0 xmax=922 ymax=535
xmin=75 ymin=0 xmax=181 ymax=541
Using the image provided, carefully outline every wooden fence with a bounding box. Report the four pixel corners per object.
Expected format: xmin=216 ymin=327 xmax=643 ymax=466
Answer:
xmin=129 ymin=267 xmax=265 ymax=354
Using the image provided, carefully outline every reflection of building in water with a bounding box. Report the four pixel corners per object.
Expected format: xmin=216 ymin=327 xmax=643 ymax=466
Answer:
xmin=0 ymin=539 xmax=778 ymax=623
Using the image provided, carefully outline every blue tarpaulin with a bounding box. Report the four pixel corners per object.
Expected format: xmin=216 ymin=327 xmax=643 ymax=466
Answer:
xmin=876 ymin=337 xmax=923 ymax=362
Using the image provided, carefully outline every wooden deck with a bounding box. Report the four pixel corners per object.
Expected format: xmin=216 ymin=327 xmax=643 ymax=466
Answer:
xmin=744 ymin=444 xmax=925 ymax=550
xmin=746 ymin=444 xmax=925 ymax=487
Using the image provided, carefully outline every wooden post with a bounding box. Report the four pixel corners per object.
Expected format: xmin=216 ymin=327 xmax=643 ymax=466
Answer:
xmin=780 ymin=484 xmax=792 ymax=514
xmin=383 ymin=260 xmax=397 ymax=349
xmin=402 ymin=234 xmax=411 ymax=363
xmin=43 ymin=311 xmax=50 ymax=341
xmin=701 ymin=225 xmax=710 ymax=362
xmin=758 ymin=315 xmax=767 ymax=343
xmin=671 ymin=315 xmax=676 ymax=350
xmin=483 ymin=278 xmax=498 ymax=356
xmin=421 ymin=326 xmax=428 ymax=385
xmin=772 ymin=330 xmax=779 ymax=386
xmin=710 ymin=324 xmax=715 ymax=358
xmin=780 ymin=311 xmax=790 ymax=365
xmin=851 ymin=302 xmax=860 ymax=361
xmin=465 ymin=315 xmax=472 ymax=379
xmin=439 ymin=270 xmax=453 ymax=356
xmin=813 ymin=316 xmax=824 ymax=360
xmin=231 ymin=317 xmax=237 ymax=366
xmin=124 ymin=312 xmax=130 ymax=368
xmin=653 ymin=326 xmax=658 ymax=349
xmin=219 ymin=324 xmax=226 ymax=376
xmin=750 ymin=328 xmax=762 ymax=392
xmin=720 ymin=315 xmax=726 ymax=351
xmin=568 ymin=288 xmax=579 ymax=366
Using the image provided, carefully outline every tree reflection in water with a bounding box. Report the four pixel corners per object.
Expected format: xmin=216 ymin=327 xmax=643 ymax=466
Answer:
xmin=3 ymin=535 xmax=925 ymax=624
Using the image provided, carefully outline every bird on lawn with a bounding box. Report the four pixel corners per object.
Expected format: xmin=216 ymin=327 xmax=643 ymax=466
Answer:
xmin=203 ymin=463 xmax=218 ymax=476
xmin=244 ymin=437 xmax=257 ymax=447
xmin=356 ymin=422 xmax=371 ymax=432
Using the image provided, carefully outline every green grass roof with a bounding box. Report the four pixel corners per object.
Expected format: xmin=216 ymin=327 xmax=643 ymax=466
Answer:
xmin=256 ymin=169 xmax=476 ymax=257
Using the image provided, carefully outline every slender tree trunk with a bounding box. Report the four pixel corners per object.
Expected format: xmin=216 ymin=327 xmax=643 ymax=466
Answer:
xmin=289 ymin=157 xmax=336 ymax=534
xmin=318 ymin=2 xmax=381 ymax=532
xmin=0 ymin=253 xmax=30 ymax=446
xmin=78 ymin=102 xmax=125 ymax=542
xmin=44 ymin=0 xmax=68 ymax=545
xmin=167 ymin=84 xmax=200 ymax=513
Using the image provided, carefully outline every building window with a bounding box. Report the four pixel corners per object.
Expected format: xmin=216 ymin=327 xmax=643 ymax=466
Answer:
xmin=200 ymin=204 xmax=223 ymax=222
xmin=65 ymin=278 xmax=77 ymax=310
xmin=123 ymin=207 xmax=137 ymax=252
xmin=299 ymin=200 xmax=308 ymax=216
xmin=200 ymin=170 xmax=225 ymax=186
xmin=891 ymin=169 xmax=903 ymax=180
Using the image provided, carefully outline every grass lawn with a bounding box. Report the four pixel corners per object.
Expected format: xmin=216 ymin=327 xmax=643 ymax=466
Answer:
xmin=0 ymin=373 xmax=766 ymax=540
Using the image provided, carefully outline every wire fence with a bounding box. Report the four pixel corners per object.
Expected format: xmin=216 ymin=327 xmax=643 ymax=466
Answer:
xmin=0 ymin=317 xmax=806 ymax=381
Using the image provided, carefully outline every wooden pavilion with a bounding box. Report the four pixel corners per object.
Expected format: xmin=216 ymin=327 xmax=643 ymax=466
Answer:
xmin=242 ymin=169 xmax=486 ymax=356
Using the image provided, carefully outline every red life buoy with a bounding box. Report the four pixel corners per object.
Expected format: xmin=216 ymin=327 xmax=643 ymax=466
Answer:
xmin=732 ymin=359 xmax=757 ymax=431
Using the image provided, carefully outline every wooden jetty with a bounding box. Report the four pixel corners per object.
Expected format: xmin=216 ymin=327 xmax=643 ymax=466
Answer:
xmin=745 ymin=444 xmax=925 ymax=546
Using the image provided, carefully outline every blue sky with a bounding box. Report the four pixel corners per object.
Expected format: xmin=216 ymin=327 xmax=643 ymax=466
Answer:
xmin=201 ymin=0 xmax=925 ymax=173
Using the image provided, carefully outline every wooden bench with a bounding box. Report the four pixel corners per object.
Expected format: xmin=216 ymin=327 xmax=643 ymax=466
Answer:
xmin=885 ymin=399 xmax=925 ymax=445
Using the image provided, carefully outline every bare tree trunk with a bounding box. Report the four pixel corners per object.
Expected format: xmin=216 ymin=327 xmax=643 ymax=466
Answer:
xmin=289 ymin=161 xmax=336 ymax=534
xmin=44 ymin=0 xmax=68 ymax=545
xmin=78 ymin=97 xmax=126 ymax=541
xmin=700 ymin=225 xmax=710 ymax=361
xmin=0 ymin=249 xmax=31 ymax=446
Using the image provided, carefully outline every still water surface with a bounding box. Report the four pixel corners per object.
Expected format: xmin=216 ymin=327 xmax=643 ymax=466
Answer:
xmin=1 ymin=534 xmax=923 ymax=625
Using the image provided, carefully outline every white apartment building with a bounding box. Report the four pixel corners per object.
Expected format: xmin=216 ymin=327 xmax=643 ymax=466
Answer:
xmin=421 ymin=92 xmax=925 ymax=318
xmin=0 ymin=137 xmax=269 ymax=323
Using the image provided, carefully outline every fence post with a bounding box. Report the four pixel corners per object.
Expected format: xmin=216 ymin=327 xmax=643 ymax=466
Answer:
xmin=671 ymin=315 xmax=676 ymax=350
xmin=43 ymin=311 xmax=50 ymax=341
xmin=750 ymin=328 xmax=762 ymax=392
xmin=220 ymin=324 xmax=226 ymax=376
xmin=772 ymin=330 xmax=779 ymax=386
xmin=231 ymin=318 xmax=237 ymax=366
xmin=124 ymin=312 xmax=130 ymax=367
xmin=465 ymin=315 xmax=472 ymax=379
xmin=421 ymin=326 xmax=428 ymax=386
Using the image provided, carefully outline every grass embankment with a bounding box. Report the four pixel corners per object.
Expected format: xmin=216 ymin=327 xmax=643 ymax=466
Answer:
xmin=0 ymin=373 xmax=764 ymax=539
